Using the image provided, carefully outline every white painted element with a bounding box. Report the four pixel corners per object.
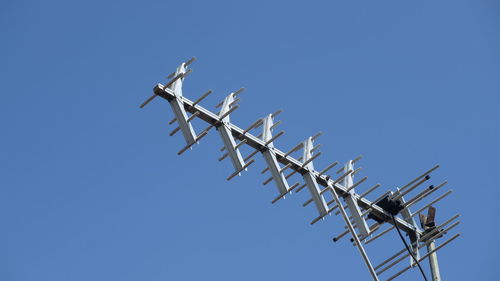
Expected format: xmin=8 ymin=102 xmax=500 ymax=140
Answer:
xmin=261 ymin=114 xmax=290 ymax=194
xmin=168 ymin=63 xmax=197 ymax=145
xmin=343 ymin=160 xmax=370 ymax=238
xmin=216 ymin=92 xmax=245 ymax=172
xmin=302 ymin=137 xmax=329 ymax=216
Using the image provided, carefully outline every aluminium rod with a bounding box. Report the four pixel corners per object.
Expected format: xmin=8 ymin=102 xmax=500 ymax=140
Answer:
xmin=295 ymin=183 xmax=307 ymax=193
xmin=352 ymin=155 xmax=363 ymax=163
xmin=399 ymin=165 xmax=440 ymax=192
xmin=335 ymin=222 xmax=380 ymax=243
xmin=310 ymin=207 xmax=336 ymax=225
xmin=218 ymin=105 xmax=239 ymax=121
xmin=218 ymin=153 xmax=229 ymax=162
xmin=375 ymin=221 xmax=461 ymax=275
xmin=192 ymin=90 xmax=213 ymax=106
xmin=351 ymin=224 xmax=381 ymax=245
xmin=285 ymin=168 xmax=298 ymax=179
xmin=141 ymin=69 xmax=192 ymax=108
xmin=375 ymin=248 xmax=407 ymax=272
xmin=228 ymin=98 xmax=240 ymax=108
xmin=177 ymin=129 xmax=210 ymax=155
xmin=345 ymin=176 xmax=368 ymax=193
xmin=332 ymin=228 xmax=350 ymax=242
xmin=234 ymin=87 xmax=245 ymax=96
xmin=234 ymin=139 xmax=247 ymax=149
xmin=365 ymin=224 xmax=392 ymax=245
xmin=301 ymin=151 xmax=322 ymax=168
xmin=311 ymin=131 xmax=322 ymax=141
xmin=169 ymin=126 xmax=181 ymax=136
xmin=391 ymin=176 xmax=430 ymax=201
xmin=243 ymin=149 xmax=260 ymax=162
xmin=351 ymin=167 xmax=363 ymax=177
xmin=227 ymin=159 xmax=256 ymax=181
xmin=241 ymin=119 xmax=263 ymax=135
xmin=403 ymin=181 xmax=448 ymax=208
xmin=271 ymin=109 xmax=283 ymax=118
xmin=385 ymin=233 xmax=460 ymax=281
xmin=283 ymin=142 xmax=304 ymax=158
xmin=330 ymin=183 xmax=380 ymax=281
xmin=263 ymin=177 xmax=273 ymax=185
xmin=264 ymin=131 xmax=285 ymax=146
xmin=303 ymin=198 xmax=313 ymax=207
xmin=335 ymin=159 xmax=360 ymax=174
xmin=400 ymin=184 xmax=436 ymax=207
xmin=280 ymin=163 xmax=292 ymax=173
xmin=186 ymin=111 xmax=200 ymax=122
xmin=272 ymin=182 xmax=301 ymax=204
xmin=215 ymin=100 xmax=224 ymax=108
xmin=167 ymin=57 xmax=196 ymax=79
xmin=270 ymin=120 xmax=282 ymax=130
xmin=359 ymin=183 xmax=381 ymax=198
xmin=318 ymin=161 xmax=339 ymax=176
xmin=411 ymin=190 xmax=453 ymax=216
xmin=311 ymin=143 xmax=322 ymax=152
xmin=184 ymin=57 xmax=196 ymax=67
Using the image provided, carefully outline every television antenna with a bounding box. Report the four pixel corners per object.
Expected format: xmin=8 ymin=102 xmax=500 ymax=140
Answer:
xmin=140 ymin=58 xmax=460 ymax=281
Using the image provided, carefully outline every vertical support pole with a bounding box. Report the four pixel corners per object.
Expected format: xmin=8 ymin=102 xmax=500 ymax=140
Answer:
xmin=419 ymin=209 xmax=441 ymax=281
xmin=330 ymin=183 xmax=380 ymax=281
xmin=427 ymin=241 xmax=441 ymax=281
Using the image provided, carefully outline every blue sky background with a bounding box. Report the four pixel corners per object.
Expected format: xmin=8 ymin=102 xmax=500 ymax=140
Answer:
xmin=1 ymin=1 xmax=499 ymax=281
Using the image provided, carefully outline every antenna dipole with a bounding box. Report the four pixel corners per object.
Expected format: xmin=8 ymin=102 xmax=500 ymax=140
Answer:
xmin=141 ymin=58 xmax=460 ymax=281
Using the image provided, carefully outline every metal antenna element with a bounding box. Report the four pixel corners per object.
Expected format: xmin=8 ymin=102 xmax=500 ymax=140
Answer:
xmin=141 ymin=58 xmax=460 ymax=281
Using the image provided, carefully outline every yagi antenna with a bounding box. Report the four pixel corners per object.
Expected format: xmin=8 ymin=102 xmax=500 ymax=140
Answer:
xmin=141 ymin=58 xmax=460 ymax=281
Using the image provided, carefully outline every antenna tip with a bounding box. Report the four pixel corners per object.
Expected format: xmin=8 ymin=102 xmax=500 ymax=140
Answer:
xmin=429 ymin=185 xmax=435 ymax=190
xmin=271 ymin=109 xmax=283 ymax=118
xmin=185 ymin=57 xmax=197 ymax=66
xmin=233 ymin=87 xmax=245 ymax=96
xmin=425 ymin=175 xmax=431 ymax=180
xmin=333 ymin=238 xmax=338 ymax=242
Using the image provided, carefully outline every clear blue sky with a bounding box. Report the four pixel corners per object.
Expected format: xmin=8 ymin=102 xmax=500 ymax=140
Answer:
xmin=1 ymin=1 xmax=499 ymax=281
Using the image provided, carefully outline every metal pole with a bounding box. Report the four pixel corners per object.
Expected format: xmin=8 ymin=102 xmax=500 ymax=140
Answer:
xmin=329 ymin=184 xmax=380 ymax=281
xmin=427 ymin=241 xmax=441 ymax=281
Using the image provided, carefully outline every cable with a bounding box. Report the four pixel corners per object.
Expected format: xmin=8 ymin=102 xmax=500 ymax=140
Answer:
xmin=391 ymin=214 xmax=429 ymax=281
